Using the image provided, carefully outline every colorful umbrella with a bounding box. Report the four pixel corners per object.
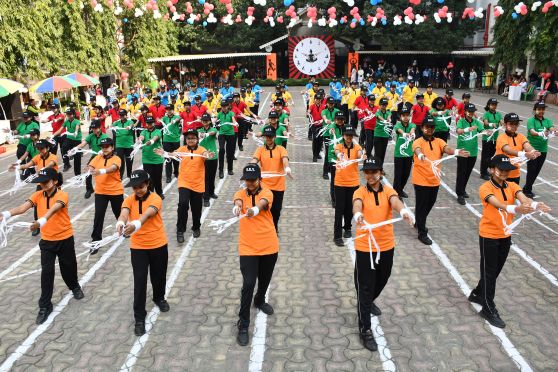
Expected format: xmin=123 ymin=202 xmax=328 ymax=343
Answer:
xmin=29 ymin=76 xmax=80 ymax=93
xmin=64 ymin=73 xmax=100 ymax=86
xmin=0 ymin=78 xmax=25 ymax=98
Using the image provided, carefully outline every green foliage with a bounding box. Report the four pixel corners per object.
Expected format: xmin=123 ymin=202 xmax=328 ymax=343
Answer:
xmin=527 ymin=10 xmax=558 ymax=69
xmin=492 ymin=0 xmax=532 ymax=67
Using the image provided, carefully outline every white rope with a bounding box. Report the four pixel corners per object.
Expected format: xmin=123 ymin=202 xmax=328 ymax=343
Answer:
xmin=219 ymin=121 xmax=238 ymax=127
xmin=82 ymin=233 xmax=124 ymax=259
xmin=509 ymin=154 xmax=529 ymax=166
xmin=498 ymin=210 xmax=538 ymax=236
xmin=128 ymin=141 xmax=146 ymax=159
xmin=333 ymin=156 xmax=365 ymax=169
xmin=161 ymin=151 xmax=208 ymax=163
xmin=158 ymin=117 xmax=181 ymax=135
xmin=0 ymin=219 xmax=33 ymax=248
xmin=460 ymin=131 xmax=485 ymax=142
xmin=240 ymin=114 xmax=265 ymax=126
xmin=64 ymin=171 xmax=92 ymax=188
xmin=1 ymin=172 xmax=38 ymax=196
xmin=398 ymin=133 xmax=415 ymax=157
xmin=430 ymin=153 xmax=458 ymax=180
xmin=65 ymin=147 xmax=99 ymax=158
xmin=207 ymin=214 xmax=246 ymax=234
xmin=250 ymin=132 xmax=264 ymax=146
xmin=261 ymin=172 xmax=286 ymax=179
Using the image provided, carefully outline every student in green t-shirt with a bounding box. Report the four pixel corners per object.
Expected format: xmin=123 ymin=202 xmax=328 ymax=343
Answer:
xmin=11 ymin=111 xmax=40 ymax=163
xmin=161 ymin=104 xmax=182 ymax=183
xmin=198 ymin=113 xmax=219 ymax=207
xmin=52 ymin=108 xmax=82 ymax=175
xmin=11 ymin=128 xmax=40 ymax=179
xmin=322 ymin=111 xmax=346 ymax=206
xmin=392 ymin=107 xmax=416 ymax=198
xmin=523 ymin=102 xmax=555 ymax=197
xmin=321 ymin=98 xmax=340 ymax=174
xmin=256 ymin=111 xmax=288 ymax=146
xmin=138 ymin=116 xmax=164 ymax=197
xmin=480 ymin=98 xmax=503 ymax=180
xmin=373 ymin=98 xmax=392 ymax=164
xmin=112 ymin=109 xmax=135 ymax=179
xmin=73 ymin=119 xmax=108 ymax=199
xmin=216 ymin=100 xmax=237 ymax=179
xmin=431 ymin=97 xmax=452 ymax=142
xmin=455 ymin=103 xmax=484 ymax=205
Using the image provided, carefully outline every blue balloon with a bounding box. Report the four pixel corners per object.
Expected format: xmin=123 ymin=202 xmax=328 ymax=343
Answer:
xmin=203 ymin=21 xmax=207 ymax=26
xmin=381 ymin=18 xmax=387 ymax=25
xmin=187 ymin=18 xmax=194 ymax=24
xmin=198 ymin=0 xmax=205 ymax=4
xmin=340 ymin=18 xmax=345 ymax=24
xmin=123 ymin=18 xmax=128 ymax=23
xmin=351 ymin=18 xmax=357 ymax=23
xmin=437 ymin=0 xmax=444 ymax=3
xmin=511 ymin=12 xmax=518 ymax=19
xmin=283 ymin=0 xmax=293 ymax=6
xmin=360 ymin=19 xmax=365 ymax=25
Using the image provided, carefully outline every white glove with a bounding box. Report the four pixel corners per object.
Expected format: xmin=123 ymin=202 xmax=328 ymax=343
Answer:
xmin=518 ymin=151 xmax=526 ymax=158
xmin=418 ymin=153 xmax=426 ymax=161
xmin=284 ymin=166 xmax=292 ymax=176
xmin=464 ymin=127 xmax=471 ymax=133
xmin=337 ymin=152 xmax=344 ymax=160
xmin=232 ymin=205 xmax=241 ymax=216
xmin=1 ymin=211 xmax=11 ymax=220
xmin=130 ymin=220 xmax=142 ymax=231
xmin=37 ymin=217 xmax=47 ymax=227
xmin=98 ymin=169 xmax=107 ymax=175
xmin=506 ymin=205 xmax=517 ymax=214
xmin=249 ymin=206 xmax=260 ymax=216
xmin=352 ymin=211 xmax=363 ymax=223
xmin=531 ymin=201 xmax=539 ymax=210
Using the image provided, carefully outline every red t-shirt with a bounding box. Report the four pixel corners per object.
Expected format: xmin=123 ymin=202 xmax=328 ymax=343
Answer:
xmin=231 ymin=101 xmax=248 ymax=119
xmin=444 ymin=97 xmax=458 ymax=110
xmin=354 ymin=96 xmax=369 ymax=116
xmin=180 ymin=111 xmax=199 ymax=132
xmin=107 ymin=108 xmax=120 ymax=122
xmin=363 ymin=106 xmax=378 ymax=130
xmin=96 ymin=114 xmax=107 ymax=133
xmin=191 ymin=103 xmax=207 ymax=119
xmin=137 ymin=114 xmax=150 ymax=128
xmin=309 ymin=102 xmax=326 ymax=123
xmin=48 ymin=113 xmax=65 ymax=133
xmin=149 ymin=104 xmax=166 ymax=120
xmin=411 ymin=104 xmax=430 ymax=126
xmin=456 ymin=102 xmax=466 ymax=119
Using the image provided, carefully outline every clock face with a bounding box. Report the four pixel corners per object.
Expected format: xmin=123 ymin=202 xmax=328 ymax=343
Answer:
xmin=292 ymin=37 xmax=331 ymax=76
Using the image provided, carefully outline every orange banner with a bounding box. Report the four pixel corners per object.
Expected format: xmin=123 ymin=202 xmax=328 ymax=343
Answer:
xmin=347 ymin=52 xmax=359 ymax=81
xmin=266 ymin=53 xmax=277 ymax=80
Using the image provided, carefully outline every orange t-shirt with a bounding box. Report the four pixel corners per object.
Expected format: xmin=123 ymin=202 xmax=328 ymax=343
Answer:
xmin=334 ymin=142 xmax=363 ymax=187
xmin=479 ymin=179 xmax=522 ymax=239
xmin=412 ymin=137 xmax=447 ymax=187
xmin=233 ymin=187 xmax=279 ymax=256
xmin=495 ymin=132 xmax=528 ymax=179
xmin=32 ymin=153 xmax=58 ymax=173
xmin=177 ymin=145 xmax=206 ymax=192
xmin=122 ymin=192 xmax=168 ymax=249
xmin=352 ymin=184 xmax=399 ymax=252
xmin=28 ymin=189 xmax=73 ymax=241
xmin=252 ymin=144 xmax=288 ymax=191
xmin=89 ymin=154 xmax=123 ymax=196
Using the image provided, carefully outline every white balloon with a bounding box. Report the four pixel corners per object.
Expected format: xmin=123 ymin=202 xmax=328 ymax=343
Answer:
xmin=318 ymin=17 xmax=327 ymax=26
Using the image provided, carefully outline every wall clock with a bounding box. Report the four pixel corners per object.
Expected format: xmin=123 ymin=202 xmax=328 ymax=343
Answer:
xmin=289 ymin=36 xmax=335 ymax=79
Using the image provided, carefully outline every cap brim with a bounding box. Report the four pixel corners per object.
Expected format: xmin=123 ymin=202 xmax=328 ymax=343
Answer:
xmin=31 ymin=175 xmax=51 ymax=183
xmin=361 ymin=166 xmax=382 ymax=171
xmin=496 ymin=163 xmax=517 ymax=171
xmin=240 ymin=175 xmax=259 ymax=181
xmin=343 ymin=131 xmax=358 ymax=137
xmin=124 ymin=178 xmax=147 ymax=188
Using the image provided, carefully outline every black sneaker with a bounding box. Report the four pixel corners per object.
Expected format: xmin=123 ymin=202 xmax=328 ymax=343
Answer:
xmin=239 ymin=145 xmax=244 ymax=151
xmin=166 ymin=176 xmax=172 ymax=183
xmin=399 ymin=190 xmax=409 ymax=198
xmin=334 ymin=238 xmax=344 ymax=247
xmin=237 ymin=320 xmax=249 ymax=346
xmin=233 ymin=156 xmax=237 ymax=160
xmin=463 ymin=191 xmax=470 ymax=198
xmin=307 ymin=136 xmax=312 ymax=141
xmin=210 ymin=194 xmax=219 ymax=199
xmin=468 ymin=291 xmax=482 ymax=306
xmin=480 ymin=308 xmax=505 ymax=328
xmin=370 ymin=303 xmax=382 ymax=316
xmin=313 ymin=156 xmax=317 ymax=162
xmin=322 ymin=174 xmax=329 ymax=180
xmin=84 ymin=190 xmax=93 ymax=199
xmin=63 ymin=164 xmax=71 ymax=172
xmin=457 ymin=196 xmax=466 ymax=205
xmin=177 ymin=232 xmax=185 ymax=244
xmin=203 ymin=200 xmax=210 ymax=207
xmin=359 ymin=330 xmax=378 ymax=352
xmin=255 ymin=302 xmax=274 ymax=315
xmin=219 ymin=171 xmax=224 ymax=179
xmin=418 ymin=235 xmax=432 ymax=245
xmin=343 ymin=230 xmax=351 ymax=239
xmin=155 ymin=299 xmax=170 ymax=312
xmin=480 ymin=174 xmax=490 ymax=180
xmin=193 ymin=229 xmax=201 ymax=238
xmin=36 ymin=306 xmax=53 ymax=325
xmin=134 ymin=321 xmax=146 ymax=336
xmin=31 ymin=229 xmax=40 ymax=237
xmin=228 ymin=170 xmax=234 ymax=176
xmin=317 ymin=154 xmax=322 ymax=159
xmin=72 ymin=287 xmax=84 ymax=300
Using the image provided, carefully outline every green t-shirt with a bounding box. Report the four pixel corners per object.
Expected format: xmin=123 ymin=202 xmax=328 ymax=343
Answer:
xmin=161 ymin=114 xmax=182 ymax=143
xmin=217 ymin=111 xmax=236 ymax=136
xmin=431 ymin=109 xmax=452 ymax=133
xmin=278 ymin=112 xmax=289 ymax=125
xmin=393 ymin=122 xmax=416 ymax=158
xmin=374 ymin=110 xmax=391 ymax=138
xmin=140 ymin=128 xmax=164 ymax=164
xmin=527 ymin=116 xmax=554 ymax=152
xmin=456 ymin=117 xmax=484 ymax=157
xmin=321 ymin=108 xmax=339 ymax=125
xmin=261 ymin=124 xmax=287 ymax=146
xmin=85 ymin=132 xmax=109 ymax=153
xmin=26 ymin=141 xmax=39 ymax=158
xmin=481 ymin=111 xmax=503 ymax=142
xmin=198 ymin=126 xmax=218 ymax=160
xmin=113 ymin=119 xmax=135 ymax=149
xmin=16 ymin=121 xmax=40 ymax=147
xmin=322 ymin=123 xmax=343 ymax=163
xmin=63 ymin=119 xmax=82 ymax=141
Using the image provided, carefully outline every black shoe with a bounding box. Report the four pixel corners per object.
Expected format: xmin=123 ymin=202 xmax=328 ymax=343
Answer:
xmin=480 ymin=174 xmax=490 ymax=180
xmin=63 ymin=164 xmax=71 ymax=172
xmin=343 ymin=230 xmax=351 ymax=239
xmin=155 ymin=299 xmax=170 ymax=312
xmin=166 ymin=176 xmax=172 ymax=183
xmin=317 ymin=154 xmax=322 ymax=159
xmin=193 ymin=229 xmax=201 ymax=238
xmin=237 ymin=321 xmax=249 ymax=346
xmin=480 ymin=308 xmax=505 ymax=328
xmin=322 ymin=174 xmax=329 ymax=180
xmin=211 ymin=194 xmax=219 ymax=199
xmin=72 ymin=287 xmax=84 ymax=299
xmin=239 ymin=145 xmax=244 ymax=151
xmin=84 ymin=190 xmax=93 ymax=199
xmin=418 ymin=235 xmax=432 ymax=245
xmin=334 ymin=238 xmax=344 ymax=247
xmin=523 ymin=191 xmax=535 ymax=198
xmin=203 ymin=200 xmax=210 ymax=207
xmin=219 ymin=171 xmax=224 ymax=179
xmin=31 ymin=229 xmax=40 ymax=237
xmin=134 ymin=321 xmax=146 ymax=336
xmin=331 ymin=200 xmax=336 ymax=208
xmin=468 ymin=291 xmax=482 ymax=306
xmin=307 ymin=136 xmax=312 ymax=141
xmin=177 ymin=232 xmax=185 ymax=244
xmin=313 ymin=156 xmax=317 ymax=162
xmin=370 ymin=302 xmax=382 ymax=316
xmin=161 ymin=195 xmax=165 ymax=200
xmin=399 ymin=190 xmax=409 ymax=198
xmin=463 ymin=192 xmax=470 ymax=198
xmin=233 ymin=156 xmax=237 ymax=160
xmin=255 ymin=302 xmax=274 ymax=315
xmin=457 ymin=196 xmax=466 ymax=205
xmin=36 ymin=306 xmax=53 ymax=325
xmin=228 ymin=170 xmax=234 ymax=176
xmin=359 ymin=330 xmax=378 ymax=352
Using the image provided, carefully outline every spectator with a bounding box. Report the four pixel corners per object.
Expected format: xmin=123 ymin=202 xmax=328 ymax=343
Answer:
xmin=469 ymin=68 xmax=478 ymax=90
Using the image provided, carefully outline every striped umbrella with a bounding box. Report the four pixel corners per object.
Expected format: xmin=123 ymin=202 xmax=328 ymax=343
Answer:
xmin=64 ymin=73 xmax=100 ymax=86
xmin=29 ymin=76 xmax=80 ymax=93
xmin=0 ymin=78 xmax=25 ymax=98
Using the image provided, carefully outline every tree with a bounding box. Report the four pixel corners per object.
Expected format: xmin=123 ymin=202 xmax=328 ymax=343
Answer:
xmin=492 ymin=0 xmax=532 ymax=68
xmin=527 ymin=10 xmax=558 ymax=69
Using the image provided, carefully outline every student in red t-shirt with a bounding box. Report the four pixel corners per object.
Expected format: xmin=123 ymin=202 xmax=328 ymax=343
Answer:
xmin=44 ymin=104 xmax=65 ymax=155
xmin=361 ymin=95 xmax=378 ymax=158
xmin=411 ymin=94 xmax=430 ymax=138
xmin=456 ymin=92 xmax=471 ymax=119
xmin=107 ymin=100 xmax=121 ymax=123
xmin=443 ymin=89 xmax=458 ymax=111
xmin=180 ymin=101 xmax=199 ymax=134
xmin=149 ymin=96 xmax=166 ymax=123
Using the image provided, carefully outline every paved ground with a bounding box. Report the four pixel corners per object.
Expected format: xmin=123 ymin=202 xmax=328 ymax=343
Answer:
xmin=0 ymin=90 xmax=556 ymax=372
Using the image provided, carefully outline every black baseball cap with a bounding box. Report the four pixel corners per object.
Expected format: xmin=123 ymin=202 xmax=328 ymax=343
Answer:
xmin=145 ymin=116 xmax=155 ymax=124
xmin=351 ymin=81 xmax=358 ymax=85
xmin=361 ymin=157 xmax=383 ymax=171
xmin=29 ymin=128 xmax=40 ymax=136
xmin=416 ymin=93 xmax=424 ymax=99
xmin=534 ymin=102 xmax=546 ymax=109
xmin=379 ymin=98 xmax=388 ymax=106
xmin=400 ymin=107 xmax=411 ymax=115
xmin=274 ymin=98 xmax=285 ymax=105
xmin=342 ymin=125 xmax=358 ymax=136
xmin=125 ymin=169 xmax=150 ymax=187
xmin=50 ymin=104 xmax=60 ymax=109
xmin=100 ymin=137 xmax=114 ymax=147
xmin=326 ymin=97 xmax=335 ymax=104
xmin=422 ymin=116 xmax=436 ymax=127
xmin=262 ymin=126 xmax=276 ymax=137
xmin=65 ymin=108 xmax=76 ymax=115
xmin=433 ymin=97 xmax=445 ymax=107
xmin=446 ymin=88 xmax=454 ymax=95
xmin=462 ymin=92 xmax=471 ymax=99
xmin=232 ymin=92 xmax=240 ymax=98
xmin=201 ymin=113 xmax=212 ymax=121
xmin=206 ymin=91 xmax=213 ymax=96
xmin=268 ymin=111 xmax=279 ymax=119
xmin=140 ymin=105 xmax=149 ymax=111
xmin=166 ymin=104 xmax=174 ymax=110
xmin=194 ymin=95 xmax=201 ymax=100
xmin=153 ymin=96 xmax=161 ymax=101
xmin=183 ymin=100 xmax=191 ymax=106
xmin=490 ymin=155 xmax=516 ymax=171
xmin=240 ymin=163 xmax=261 ymax=180
xmin=504 ymin=113 xmax=522 ymax=123
xmin=185 ymin=128 xmax=198 ymax=137
xmin=220 ymin=99 xmax=229 ymax=106
xmin=31 ymin=167 xmax=58 ymax=183
xmin=464 ymin=103 xmax=477 ymax=112
xmin=487 ymin=98 xmax=498 ymax=105
xmin=35 ymin=139 xmax=49 ymax=149
xmin=409 ymin=80 xmax=415 ymax=84
xmin=335 ymin=111 xmax=346 ymax=120
xmin=426 ymin=83 xmax=433 ymax=88
xmin=118 ymin=109 xmax=127 ymax=116
xmin=367 ymin=94 xmax=376 ymax=101
xmin=90 ymin=119 xmax=101 ymax=129
xmin=112 ymin=99 xmax=119 ymax=104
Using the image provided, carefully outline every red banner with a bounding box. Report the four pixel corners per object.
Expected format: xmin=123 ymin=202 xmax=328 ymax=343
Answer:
xmin=347 ymin=52 xmax=359 ymax=80
xmin=266 ymin=53 xmax=277 ymax=80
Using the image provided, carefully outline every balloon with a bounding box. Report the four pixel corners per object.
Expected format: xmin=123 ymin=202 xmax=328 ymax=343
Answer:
xmin=381 ymin=18 xmax=387 ymax=25
xmin=350 ymin=22 xmax=356 ymax=28
xmin=203 ymin=20 xmax=207 ymax=26
xmin=512 ymin=11 xmax=518 ymax=18
xmin=204 ymin=8 xmax=210 ymax=14
xmin=166 ymin=0 xmax=172 ymax=7
xmin=170 ymin=5 xmax=176 ymax=12
xmin=123 ymin=17 xmax=128 ymax=22
xmin=437 ymin=0 xmax=444 ymax=3
xmin=198 ymin=0 xmax=205 ymax=4
xmin=360 ymin=18 xmax=365 ymax=25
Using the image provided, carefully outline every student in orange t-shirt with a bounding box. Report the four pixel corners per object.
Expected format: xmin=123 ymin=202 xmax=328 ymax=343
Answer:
xmin=232 ymin=163 xmax=279 ymax=347
xmin=87 ymin=138 xmax=123 ymax=254
xmin=412 ymin=117 xmax=469 ymax=245
xmin=333 ymin=124 xmax=364 ymax=246
xmin=494 ymin=113 xmax=540 ymax=185
xmin=0 ymin=168 xmax=83 ymax=325
xmin=117 ymin=169 xmax=169 ymax=336
xmin=469 ymin=155 xmax=550 ymax=328
xmin=352 ymin=157 xmax=414 ymax=352
xmin=156 ymin=128 xmax=214 ymax=243
xmin=250 ymin=126 xmax=292 ymax=233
